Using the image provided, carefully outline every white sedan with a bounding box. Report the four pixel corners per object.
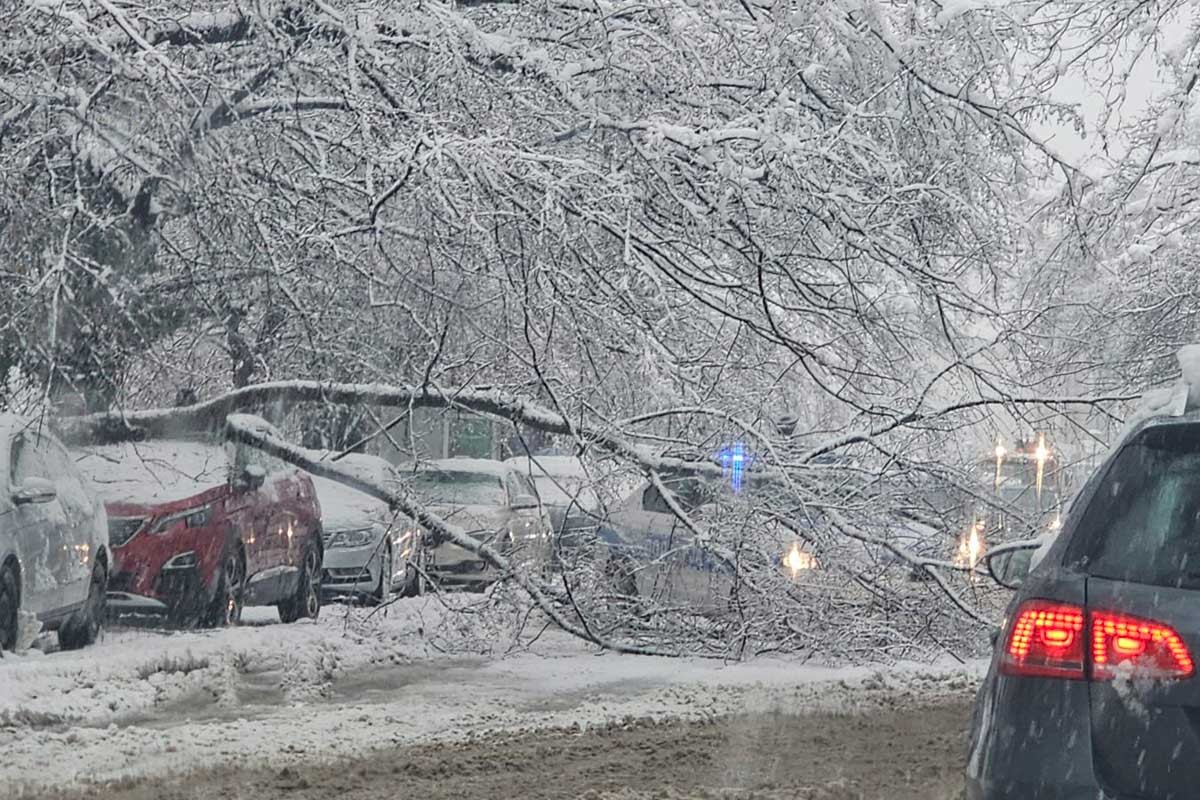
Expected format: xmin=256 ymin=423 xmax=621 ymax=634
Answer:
xmin=310 ymin=452 xmax=423 ymax=602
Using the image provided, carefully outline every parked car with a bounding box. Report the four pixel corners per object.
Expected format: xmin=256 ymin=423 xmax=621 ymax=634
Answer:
xmin=602 ymin=468 xmax=934 ymax=605
xmin=503 ymin=455 xmax=607 ymax=555
xmin=0 ymin=416 xmax=110 ymax=652
xmin=309 ymin=451 xmax=424 ymax=602
xmin=404 ymin=458 xmax=551 ymax=587
xmin=602 ymin=474 xmax=738 ymax=606
xmin=73 ymin=419 xmax=324 ymax=627
xmin=967 ymin=412 xmax=1200 ymax=799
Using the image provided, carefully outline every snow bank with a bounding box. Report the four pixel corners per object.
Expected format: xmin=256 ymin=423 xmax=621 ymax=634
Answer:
xmin=0 ymin=598 xmax=984 ymax=793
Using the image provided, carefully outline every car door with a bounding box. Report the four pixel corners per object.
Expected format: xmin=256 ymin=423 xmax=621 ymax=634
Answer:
xmin=261 ymin=455 xmax=304 ymax=573
xmin=8 ymin=431 xmax=76 ymax=615
xmin=39 ymin=437 xmax=95 ymax=598
xmin=223 ymin=440 xmax=273 ymax=580
xmin=508 ymin=469 xmax=550 ymax=555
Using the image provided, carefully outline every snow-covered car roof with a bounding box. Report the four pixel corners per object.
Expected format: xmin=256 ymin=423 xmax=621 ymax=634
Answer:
xmin=71 ymin=413 xmax=283 ymax=506
xmin=73 ymin=438 xmax=230 ymax=505
xmin=504 ymin=455 xmax=587 ymax=478
xmin=421 ymin=457 xmax=511 ymax=476
xmin=304 ymin=451 xmax=399 ymax=531
xmin=303 ymin=450 xmax=395 ymax=485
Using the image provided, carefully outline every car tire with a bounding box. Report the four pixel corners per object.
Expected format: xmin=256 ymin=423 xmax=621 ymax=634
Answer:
xmin=60 ymin=559 xmax=107 ymax=650
xmin=0 ymin=564 xmax=18 ymax=652
xmin=400 ymin=543 xmax=428 ymax=598
xmin=373 ymin=544 xmax=394 ymax=604
xmin=202 ymin=548 xmax=245 ymax=628
xmin=605 ymin=551 xmax=639 ymax=599
xmin=279 ymin=545 xmax=321 ymax=623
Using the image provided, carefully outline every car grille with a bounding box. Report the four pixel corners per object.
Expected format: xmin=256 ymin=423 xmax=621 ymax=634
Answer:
xmin=108 ymin=517 xmax=146 ymax=547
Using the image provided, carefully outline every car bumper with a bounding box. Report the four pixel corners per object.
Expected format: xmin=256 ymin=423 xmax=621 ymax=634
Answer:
xmin=106 ymin=591 xmax=170 ymax=613
xmin=966 ymin=779 xmax=1120 ymax=800
xmin=322 ymin=540 xmax=391 ymax=594
xmin=428 ymin=542 xmax=498 ymax=582
xmin=967 ymin=671 xmax=1111 ymax=800
xmin=108 ymin=561 xmax=214 ymax=615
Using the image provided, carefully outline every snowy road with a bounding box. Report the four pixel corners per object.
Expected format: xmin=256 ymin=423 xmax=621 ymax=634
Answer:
xmin=0 ymin=596 xmax=984 ymax=797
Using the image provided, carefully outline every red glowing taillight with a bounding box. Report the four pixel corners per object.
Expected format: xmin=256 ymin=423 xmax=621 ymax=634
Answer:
xmin=1091 ymin=611 xmax=1194 ymax=680
xmin=1000 ymin=600 xmax=1086 ymax=679
xmin=1000 ymin=599 xmax=1195 ymax=681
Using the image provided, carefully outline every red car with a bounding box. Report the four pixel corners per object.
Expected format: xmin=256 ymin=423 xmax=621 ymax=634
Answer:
xmin=74 ymin=421 xmax=323 ymax=626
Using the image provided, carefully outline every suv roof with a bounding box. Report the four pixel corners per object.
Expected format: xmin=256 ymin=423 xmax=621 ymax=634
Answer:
xmin=74 ymin=439 xmax=229 ymax=505
xmin=424 ymin=457 xmax=510 ymax=476
xmin=504 ymin=455 xmax=586 ymax=477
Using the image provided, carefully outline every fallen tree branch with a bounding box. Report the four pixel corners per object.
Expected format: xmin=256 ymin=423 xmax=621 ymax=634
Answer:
xmin=224 ymin=413 xmax=696 ymax=657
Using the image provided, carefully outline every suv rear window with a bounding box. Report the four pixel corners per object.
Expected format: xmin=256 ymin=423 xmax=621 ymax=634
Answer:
xmin=1068 ymin=425 xmax=1200 ymax=588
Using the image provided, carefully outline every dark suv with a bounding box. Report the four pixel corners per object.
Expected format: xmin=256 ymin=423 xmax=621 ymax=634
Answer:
xmin=969 ymin=414 xmax=1200 ymax=798
xmin=74 ymin=420 xmax=323 ymax=626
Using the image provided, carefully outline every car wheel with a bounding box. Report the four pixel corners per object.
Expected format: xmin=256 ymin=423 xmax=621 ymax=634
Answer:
xmin=60 ymin=559 xmax=107 ymax=650
xmin=203 ymin=548 xmax=245 ymax=628
xmin=605 ymin=551 xmax=639 ymax=599
xmin=373 ymin=545 xmax=394 ymax=604
xmin=400 ymin=543 xmax=429 ymax=598
xmin=279 ymin=545 xmax=321 ymax=623
xmin=0 ymin=565 xmax=18 ymax=652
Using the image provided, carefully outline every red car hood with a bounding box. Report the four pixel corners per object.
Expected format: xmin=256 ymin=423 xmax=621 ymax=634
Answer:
xmin=105 ymin=483 xmax=228 ymax=521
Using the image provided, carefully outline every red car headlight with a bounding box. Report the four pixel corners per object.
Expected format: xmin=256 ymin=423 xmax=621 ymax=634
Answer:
xmin=149 ymin=504 xmax=213 ymax=535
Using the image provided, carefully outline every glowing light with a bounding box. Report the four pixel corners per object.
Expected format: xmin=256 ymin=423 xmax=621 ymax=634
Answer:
xmin=785 ymin=542 xmax=816 ymax=575
xmin=994 ymin=437 xmax=1005 ymax=491
xmin=1034 ymin=432 xmax=1049 ymax=502
xmin=956 ymin=521 xmax=985 ymax=574
xmin=718 ymin=442 xmax=751 ymax=494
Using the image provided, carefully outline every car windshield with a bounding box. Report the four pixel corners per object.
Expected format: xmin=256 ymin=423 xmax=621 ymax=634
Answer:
xmin=1069 ymin=425 xmax=1200 ymax=588
xmin=410 ymin=469 xmax=506 ymax=506
xmin=533 ymin=476 xmax=599 ymax=509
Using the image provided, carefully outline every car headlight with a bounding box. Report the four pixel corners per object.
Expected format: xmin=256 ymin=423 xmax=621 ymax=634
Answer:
xmin=511 ymin=517 xmax=544 ymax=540
xmin=394 ymin=526 xmax=424 ymax=558
xmin=150 ymin=504 xmax=213 ymax=534
xmin=783 ymin=541 xmax=818 ymax=573
xmin=328 ymin=527 xmax=377 ymax=548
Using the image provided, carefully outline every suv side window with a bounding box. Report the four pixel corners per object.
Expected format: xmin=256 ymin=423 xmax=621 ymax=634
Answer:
xmin=641 ymin=477 xmax=715 ymax=515
xmin=11 ymin=434 xmax=49 ymax=484
xmin=514 ymin=472 xmax=537 ymax=500
xmin=503 ymin=472 xmax=522 ymax=504
xmin=642 ymin=484 xmax=672 ymax=514
xmin=229 ymin=441 xmax=289 ymax=476
xmin=42 ymin=439 xmax=91 ymax=521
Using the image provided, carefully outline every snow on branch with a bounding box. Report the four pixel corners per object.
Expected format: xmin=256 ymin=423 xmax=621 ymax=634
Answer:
xmin=62 ymin=379 xmax=731 ymax=477
xmin=1 ymin=10 xmax=255 ymax=74
xmin=64 ymin=379 xmax=1139 ymax=484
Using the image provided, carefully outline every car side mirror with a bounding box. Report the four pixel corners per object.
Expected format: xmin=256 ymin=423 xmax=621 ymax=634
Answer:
xmin=511 ymin=494 xmax=539 ymax=511
xmin=234 ymin=464 xmax=267 ymax=491
xmin=985 ymin=541 xmax=1040 ymax=590
xmin=12 ymin=477 xmax=57 ymax=505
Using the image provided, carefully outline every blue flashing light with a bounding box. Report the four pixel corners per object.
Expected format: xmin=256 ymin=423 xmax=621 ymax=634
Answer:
xmin=717 ymin=441 xmax=751 ymax=494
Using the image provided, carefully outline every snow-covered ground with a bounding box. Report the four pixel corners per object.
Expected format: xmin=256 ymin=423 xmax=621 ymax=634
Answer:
xmin=0 ymin=596 xmax=985 ymax=794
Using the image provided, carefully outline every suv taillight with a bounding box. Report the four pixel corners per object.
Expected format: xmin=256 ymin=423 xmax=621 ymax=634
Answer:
xmin=1000 ymin=599 xmax=1195 ymax=681
xmin=1001 ymin=600 xmax=1086 ymax=679
xmin=1091 ymin=611 xmax=1195 ymax=680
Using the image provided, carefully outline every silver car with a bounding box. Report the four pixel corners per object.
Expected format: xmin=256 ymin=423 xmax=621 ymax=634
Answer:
xmin=404 ymin=458 xmax=551 ymax=587
xmin=311 ymin=452 xmax=424 ymax=601
xmin=0 ymin=416 xmax=110 ymax=652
